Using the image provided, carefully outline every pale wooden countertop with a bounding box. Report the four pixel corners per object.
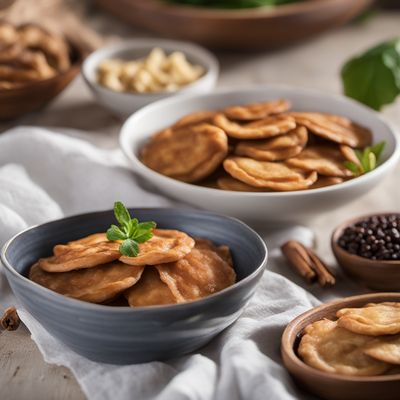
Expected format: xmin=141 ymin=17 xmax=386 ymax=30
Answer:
xmin=1 ymin=11 xmax=400 ymax=400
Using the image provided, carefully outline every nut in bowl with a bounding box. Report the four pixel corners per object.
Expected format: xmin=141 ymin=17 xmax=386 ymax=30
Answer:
xmin=281 ymin=293 xmax=400 ymax=400
xmin=332 ymin=213 xmax=400 ymax=291
xmin=0 ymin=21 xmax=84 ymax=120
xmin=120 ymin=86 xmax=400 ymax=224
xmin=82 ymin=39 xmax=219 ymax=118
xmin=1 ymin=206 xmax=267 ymax=364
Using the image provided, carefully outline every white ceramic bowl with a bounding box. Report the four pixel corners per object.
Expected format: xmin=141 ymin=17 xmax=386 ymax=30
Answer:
xmin=120 ymin=86 xmax=400 ymax=224
xmin=82 ymin=38 xmax=219 ymax=118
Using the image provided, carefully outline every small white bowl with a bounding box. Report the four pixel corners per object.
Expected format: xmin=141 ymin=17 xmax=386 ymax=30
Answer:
xmin=82 ymin=38 xmax=219 ymax=118
xmin=119 ymin=85 xmax=400 ymax=224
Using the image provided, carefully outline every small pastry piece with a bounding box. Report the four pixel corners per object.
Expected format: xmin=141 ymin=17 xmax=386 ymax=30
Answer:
xmin=298 ymin=319 xmax=390 ymax=376
xmin=141 ymin=123 xmax=228 ymax=183
xmin=213 ymin=113 xmax=296 ymax=140
xmin=285 ymin=144 xmax=353 ymax=177
xmin=223 ymin=99 xmax=291 ymax=121
xmin=30 ymin=262 xmax=144 ymax=303
xmin=337 ymin=302 xmax=400 ymax=336
xmin=119 ymin=229 xmax=195 ymax=266
xmin=156 ymin=239 xmax=236 ymax=303
xmin=289 ymin=112 xmax=372 ymax=148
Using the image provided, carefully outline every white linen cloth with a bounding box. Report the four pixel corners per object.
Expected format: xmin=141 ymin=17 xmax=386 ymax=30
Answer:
xmin=0 ymin=127 xmax=362 ymax=400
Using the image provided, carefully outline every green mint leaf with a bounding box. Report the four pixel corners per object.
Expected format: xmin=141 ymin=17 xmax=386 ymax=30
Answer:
xmin=108 ymin=201 xmax=157 ymax=257
xmin=127 ymin=218 xmax=139 ymax=237
xmin=119 ymin=239 xmax=139 ymax=257
xmin=137 ymin=221 xmax=157 ymax=231
xmin=344 ymin=161 xmax=361 ymax=175
xmin=368 ymin=152 xmax=377 ymax=171
xmin=106 ymin=225 xmax=127 ymax=241
xmin=360 ymin=147 xmax=371 ymax=172
xmin=135 ymin=231 xmax=154 ymax=244
xmin=370 ymin=141 xmax=386 ymax=161
xmin=341 ymin=38 xmax=400 ymax=110
xmin=114 ymin=201 xmax=131 ymax=229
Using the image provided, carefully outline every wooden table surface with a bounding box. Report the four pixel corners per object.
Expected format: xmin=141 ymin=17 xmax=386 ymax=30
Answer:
xmin=1 ymin=10 xmax=400 ymax=400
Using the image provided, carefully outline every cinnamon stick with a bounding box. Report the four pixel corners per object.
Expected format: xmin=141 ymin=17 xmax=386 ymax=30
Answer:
xmin=281 ymin=241 xmax=316 ymax=283
xmin=281 ymin=240 xmax=335 ymax=288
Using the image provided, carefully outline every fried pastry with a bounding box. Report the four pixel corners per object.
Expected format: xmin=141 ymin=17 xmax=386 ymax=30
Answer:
xmin=298 ymin=319 xmax=390 ymax=376
xmin=337 ymin=302 xmax=400 ymax=336
xmin=141 ymin=123 xmax=228 ymax=182
xmin=18 ymin=24 xmax=70 ymax=71
xmin=0 ymin=64 xmax=42 ymax=82
xmin=53 ymin=233 xmax=109 ymax=255
xmin=223 ymin=99 xmax=291 ymax=121
xmin=0 ymin=42 xmax=23 ymax=62
xmin=173 ymin=111 xmax=217 ymax=128
xmin=0 ymin=22 xmax=18 ymax=47
xmin=289 ymin=112 xmax=372 ymax=148
xmin=30 ymin=262 xmax=144 ymax=303
xmin=156 ymin=240 xmax=236 ymax=302
xmin=217 ymin=176 xmax=266 ymax=192
xmin=38 ymin=241 xmax=121 ymax=272
xmin=340 ymin=144 xmax=362 ymax=167
xmin=223 ymin=157 xmax=317 ymax=191
xmin=213 ymin=113 xmax=296 ymax=140
xmin=364 ymin=335 xmax=400 ymax=365
xmin=235 ymin=126 xmax=307 ymax=161
xmin=285 ymin=145 xmax=353 ymax=177
xmin=119 ymin=229 xmax=195 ymax=266
xmin=193 ymin=238 xmax=233 ymax=266
xmin=309 ymin=176 xmax=344 ymax=189
xmin=124 ymin=267 xmax=178 ymax=307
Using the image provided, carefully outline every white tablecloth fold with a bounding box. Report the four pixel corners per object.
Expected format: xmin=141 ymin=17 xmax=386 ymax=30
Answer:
xmin=1 ymin=127 xmax=324 ymax=400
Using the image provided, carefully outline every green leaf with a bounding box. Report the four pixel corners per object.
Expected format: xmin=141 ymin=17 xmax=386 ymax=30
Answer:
xmin=106 ymin=224 xmax=127 ymax=241
xmin=370 ymin=141 xmax=386 ymax=160
xmin=368 ymin=152 xmax=377 ymax=171
xmin=107 ymin=201 xmax=156 ymax=257
xmin=341 ymin=38 xmax=400 ymax=110
xmin=360 ymin=147 xmax=371 ymax=172
xmin=135 ymin=232 xmax=154 ymax=244
xmin=137 ymin=221 xmax=157 ymax=231
xmin=344 ymin=161 xmax=361 ymax=175
xmin=127 ymin=218 xmax=139 ymax=237
xmin=113 ymin=201 xmax=131 ymax=229
xmin=119 ymin=239 xmax=139 ymax=257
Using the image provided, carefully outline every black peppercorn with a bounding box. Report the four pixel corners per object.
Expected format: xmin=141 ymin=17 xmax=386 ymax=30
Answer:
xmin=338 ymin=214 xmax=400 ymax=261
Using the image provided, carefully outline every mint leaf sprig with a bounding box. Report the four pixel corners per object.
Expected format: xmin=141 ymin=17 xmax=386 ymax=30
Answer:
xmin=341 ymin=38 xmax=400 ymax=111
xmin=106 ymin=201 xmax=156 ymax=257
xmin=344 ymin=141 xmax=386 ymax=176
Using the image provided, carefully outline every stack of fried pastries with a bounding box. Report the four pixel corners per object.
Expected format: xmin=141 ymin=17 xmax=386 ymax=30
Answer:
xmin=0 ymin=21 xmax=70 ymax=90
xmin=140 ymin=99 xmax=373 ymax=192
xmin=29 ymin=230 xmax=236 ymax=307
xmin=298 ymin=302 xmax=400 ymax=376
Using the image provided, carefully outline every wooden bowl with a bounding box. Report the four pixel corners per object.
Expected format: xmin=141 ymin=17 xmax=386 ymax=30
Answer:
xmin=281 ymin=293 xmax=400 ymax=400
xmin=331 ymin=213 xmax=400 ymax=291
xmin=0 ymin=41 xmax=85 ymax=120
xmin=95 ymin=0 xmax=373 ymax=50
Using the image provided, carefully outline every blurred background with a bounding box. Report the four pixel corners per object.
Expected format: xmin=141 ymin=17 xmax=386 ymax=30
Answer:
xmin=0 ymin=0 xmax=399 ymax=146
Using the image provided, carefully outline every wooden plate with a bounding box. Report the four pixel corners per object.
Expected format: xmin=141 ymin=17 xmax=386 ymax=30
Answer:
xmin=95 ymin=0 xmax=373 ymax=50
xmin=281 ymin=293 xmax=400 ymax=400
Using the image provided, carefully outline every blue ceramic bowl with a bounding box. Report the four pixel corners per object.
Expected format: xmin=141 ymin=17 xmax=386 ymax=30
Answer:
xmin=1 ymin=208 xmax=267 ymax=365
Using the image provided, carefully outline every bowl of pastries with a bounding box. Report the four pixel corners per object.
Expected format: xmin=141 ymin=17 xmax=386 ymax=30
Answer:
xmin=0 ymin=21 xmax=84 ymax=120
xmin=281 ymin=293 xmax=400 ymax=400
xmin=119 ymin=85 xmax=400 ymax=225
xmin=1 ymin=205 xmax=267 ymax=364
xmin=82 ymin=38 xmax=219 ymax=118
